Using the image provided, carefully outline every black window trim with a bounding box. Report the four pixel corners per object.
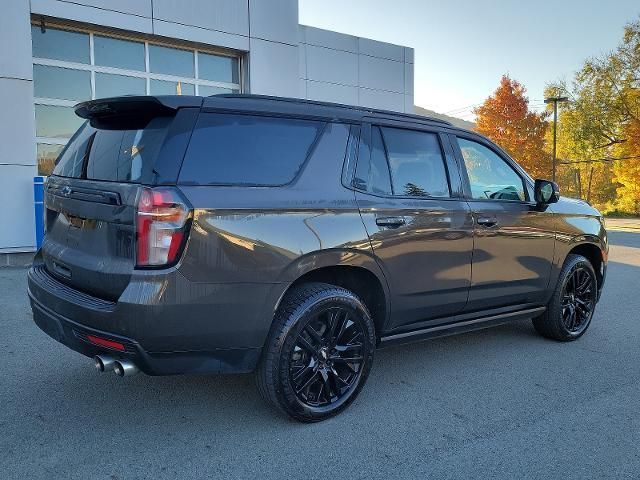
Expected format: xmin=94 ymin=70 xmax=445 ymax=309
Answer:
xmin=349 ymin=120 xmax=458 ymax=201
xmin=373 ymin=125 xmax=396 ymax=196
xmin=451 ymin=131 xmax=536 ymax=205
xmin=341 ymin=124 xmax=361 ymax=189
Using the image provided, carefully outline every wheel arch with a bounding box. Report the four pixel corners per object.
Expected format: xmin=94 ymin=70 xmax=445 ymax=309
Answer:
xmin=567 ymin=242 xmax=604 ymax=288
xmin=272 ymin=259 xmax=390 ymax=340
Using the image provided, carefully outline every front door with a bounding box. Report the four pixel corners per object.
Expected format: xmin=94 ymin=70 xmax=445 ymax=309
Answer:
xmin=451 ymin=135 xmax=556 ymax=312
xmin=354 ymin=123 xmax=474 ymax=330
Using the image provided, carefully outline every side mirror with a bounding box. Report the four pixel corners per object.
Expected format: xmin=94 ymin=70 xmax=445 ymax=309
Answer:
xmin=534 ymin=179 xmax=560 ymax=205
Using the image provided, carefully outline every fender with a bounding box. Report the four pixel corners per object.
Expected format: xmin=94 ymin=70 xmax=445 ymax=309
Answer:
xmin=266 ymin=247 xmax=392 ymax=328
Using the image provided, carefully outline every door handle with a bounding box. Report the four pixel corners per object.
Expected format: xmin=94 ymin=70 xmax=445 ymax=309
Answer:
xmin=475 ymin=216 xmax=498 ymax=228
xmin=376 ymin=216 xmax=406 ymax=228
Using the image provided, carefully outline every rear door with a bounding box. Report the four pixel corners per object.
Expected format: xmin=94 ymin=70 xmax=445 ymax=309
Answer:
xmin=41 ymin=99 xmax=198 ymax=300
xmin=353 ymin=121 xmax=473 ymax=330
xmin=450 ymin=133 xmax=555 ymax=311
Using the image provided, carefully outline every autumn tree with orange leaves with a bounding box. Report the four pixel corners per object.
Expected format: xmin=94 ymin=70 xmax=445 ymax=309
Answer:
xmin=474 ymin=75 xmax=549 ymax=179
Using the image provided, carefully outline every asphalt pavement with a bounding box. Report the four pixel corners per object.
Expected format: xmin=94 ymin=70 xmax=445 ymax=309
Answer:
xmin=1 ymin=231 xmax=639 ymax=479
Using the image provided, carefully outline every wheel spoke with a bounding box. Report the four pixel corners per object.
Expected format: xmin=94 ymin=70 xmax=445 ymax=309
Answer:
xmin=326 ymin=309 xmax=341 ymax=344
xmin=334 ymin=344 xmax=361 ymax=354
xmin=576 ymin=273 xmax=591 ymax=294
xmin=334 ymin=314 xmax=350 ymax=346
xmin=319 ymin=369 xmax=337 ymax=402
xmin=332 ymin=356 xmax=364 ymax=364
xmin=331 ymin=368 xmax=352 ymax=395
xmin=305 ymin=324 xmax=323 ymax=346
xmin=296 ymin=371 xmax=319 ymax=395
xmin=575 ymin=302 xmax=591 ymax=319
xmin=296 ymin=335 xmax=316 ymax=355
xmin=566 ymin=273 xmax=575 ymax=293
xmin=292 ymin=358 xmax=316 ymax=382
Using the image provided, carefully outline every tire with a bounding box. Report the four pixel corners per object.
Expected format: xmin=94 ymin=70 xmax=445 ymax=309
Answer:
xmin=256 ymin=282 xmax=376 ymax=422
xmin=533 ymin=254 xmax=598 ymax=341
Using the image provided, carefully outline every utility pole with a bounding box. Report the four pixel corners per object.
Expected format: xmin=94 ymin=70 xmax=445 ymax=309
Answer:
xmin=544 ymin=96 xmax=569 ymax=182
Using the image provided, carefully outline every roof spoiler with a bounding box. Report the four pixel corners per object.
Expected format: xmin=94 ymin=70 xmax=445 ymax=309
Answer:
xmin=75 ymin=95 xmax=203 ymax=129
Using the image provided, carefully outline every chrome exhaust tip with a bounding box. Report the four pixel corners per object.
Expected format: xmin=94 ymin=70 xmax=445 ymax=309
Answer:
xmin=94 ymin=355 xmax=116 ymax=373
xmin=113 ymin=360 xmax=139 ymax=377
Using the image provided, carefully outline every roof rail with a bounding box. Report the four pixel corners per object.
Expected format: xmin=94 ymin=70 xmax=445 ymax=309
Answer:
xmin=210 ymin=94 xmax=452 ymax=126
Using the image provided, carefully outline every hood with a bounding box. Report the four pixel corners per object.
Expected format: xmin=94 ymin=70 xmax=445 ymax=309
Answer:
xmin=553 ymin=196 xmax=602 ymax=217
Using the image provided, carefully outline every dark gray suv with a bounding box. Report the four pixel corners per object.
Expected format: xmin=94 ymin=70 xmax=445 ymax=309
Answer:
xmin=28 ymin=94 xmax=608 ymax=422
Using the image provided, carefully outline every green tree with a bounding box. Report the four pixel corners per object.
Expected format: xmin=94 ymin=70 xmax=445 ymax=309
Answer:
xmin=546 ymin=17 xmax=640 ymax=213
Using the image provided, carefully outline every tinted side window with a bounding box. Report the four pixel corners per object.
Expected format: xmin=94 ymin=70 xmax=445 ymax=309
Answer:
xmin=457 ymin=138 xmax=525 ymax=201
xmin=368 ymin=127 xmax=393 ymax=195
xmin=180 ymin=114 xmax=325 ymax=186
xmin=353 ymin=127 xmax=392 ymax=194
xmin=382 ymin=127 xmax=450 ymax=198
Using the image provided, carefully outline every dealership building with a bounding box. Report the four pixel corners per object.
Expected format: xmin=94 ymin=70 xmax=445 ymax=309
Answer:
xmin=0 ymin=0 xmax=416 ymax=263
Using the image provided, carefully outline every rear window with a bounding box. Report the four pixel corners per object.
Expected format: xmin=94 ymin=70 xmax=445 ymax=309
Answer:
xmin=179 ymin=113 xmax=325 ymax=186
xmin=52 ymin=117 xmax=171 ymax=182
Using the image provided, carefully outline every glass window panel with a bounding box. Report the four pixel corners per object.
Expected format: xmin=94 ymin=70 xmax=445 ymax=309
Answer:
xmin=368 ymin=127 xmax=393 ymax=195
xmin=198 ymin=85 xmax=236 ymax=96
xmin=149 ymin=45 xmax=194 ymax=77
xmin=150 ymin=79 xmax=194 ymax=96
xmin=31 ymin=26 xmax=89 ymax=63
xmin=458 ymin=137 xmax=525 ymax=201
xmin=35 ymin=105 xmax=85 ymax=139
xmin=95 ymin=73 xmax=146 ymax=99
xmin=94 ymin=35 xmax=145 ymax=71
xmin=52 ymin=123 xmax=94 ymax=178
xmin=33 ymin=65 xmax=91 ymax=101
xmin=86 ymin=118 xmax=171 ymax=182
xmin=198 ymin=53 xmax=239 ymax=83
xmin=382 ymin=127 xmax=450 ymax=198
xmin=37 ymin=143 xmax=65 ymax=175
xmin=180 ymin=114 xmax=324 ymax=186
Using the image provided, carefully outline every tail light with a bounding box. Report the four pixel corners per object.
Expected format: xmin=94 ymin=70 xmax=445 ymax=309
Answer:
xmin=136 ymin=187 xmax=191 ymax=267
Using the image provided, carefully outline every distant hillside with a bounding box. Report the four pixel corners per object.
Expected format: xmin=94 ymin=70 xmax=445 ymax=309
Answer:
xmin=414 ymin=106 xmax=475 ymax=130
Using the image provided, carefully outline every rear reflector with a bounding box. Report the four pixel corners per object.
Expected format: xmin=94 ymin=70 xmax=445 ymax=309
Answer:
xmin=86 ymin=335 xmax=125 ymax=352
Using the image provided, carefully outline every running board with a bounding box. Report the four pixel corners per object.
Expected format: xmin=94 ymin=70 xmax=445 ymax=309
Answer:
xmin=379 ymin=306 xmax=546 ymax=348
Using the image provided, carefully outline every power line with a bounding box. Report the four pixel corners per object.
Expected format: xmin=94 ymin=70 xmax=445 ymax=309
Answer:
xmin=443 ymin=103 xmax=482 ymax=115
xmin=443 ymin=98 xmax=546 ymax=116
xmin=558 ymin=155 xmax=640 ymax=165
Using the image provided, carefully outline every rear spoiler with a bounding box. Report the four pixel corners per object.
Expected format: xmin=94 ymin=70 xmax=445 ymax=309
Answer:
xmin=75 ymin=96 xmax=204 ymax=129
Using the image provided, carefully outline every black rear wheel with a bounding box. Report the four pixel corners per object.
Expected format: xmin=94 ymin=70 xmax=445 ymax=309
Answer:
xmin=256 ymin=283 xmax=375 ymax=422
xmin=533 ymin=254 xmax=598 ymax=341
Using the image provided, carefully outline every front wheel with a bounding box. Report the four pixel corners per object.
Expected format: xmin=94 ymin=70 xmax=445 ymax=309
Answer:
xmin=256 ymin=283 xmax=376 ymax=422
xmin=533 ymin=254 xmax=598 ymax=341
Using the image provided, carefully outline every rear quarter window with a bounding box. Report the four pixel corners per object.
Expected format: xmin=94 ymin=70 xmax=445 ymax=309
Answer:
xmin=178 ymin=113 xmax=325 ymax=186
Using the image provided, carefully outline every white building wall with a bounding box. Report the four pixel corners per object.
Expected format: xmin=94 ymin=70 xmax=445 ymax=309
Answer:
xmin=0 ymin=0 xmax=37 ymax=253
xmin=299 ymin=25 xmax=414 ymax=112
xmin=1 ymin=1 xmax=414 ymax=254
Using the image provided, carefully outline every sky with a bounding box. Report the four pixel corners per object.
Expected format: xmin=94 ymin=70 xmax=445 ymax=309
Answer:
xmin=299 ymin=0 xmax=640 ymax=121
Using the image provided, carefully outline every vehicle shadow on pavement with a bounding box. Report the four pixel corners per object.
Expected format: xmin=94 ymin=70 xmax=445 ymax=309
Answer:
xmin=17 ymin=317 xmax=546 ymax=430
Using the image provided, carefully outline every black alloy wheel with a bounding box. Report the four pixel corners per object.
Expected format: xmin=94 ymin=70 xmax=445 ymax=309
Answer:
xmin=256 ymin=283 xmax=376 ymax=422
xmin=533 ymin=254 xmax=598 ymax=341
xmin=289 ymin=306 xmax=365 ymax=407
xmin=561 ymin=265 xmax=596 ymax=334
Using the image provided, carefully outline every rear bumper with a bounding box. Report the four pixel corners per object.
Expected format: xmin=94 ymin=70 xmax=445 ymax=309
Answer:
xmin=26 ymin=260 xmax=276 ymax=375
xmin=29 ymin=293 xmax=260 ymax=375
